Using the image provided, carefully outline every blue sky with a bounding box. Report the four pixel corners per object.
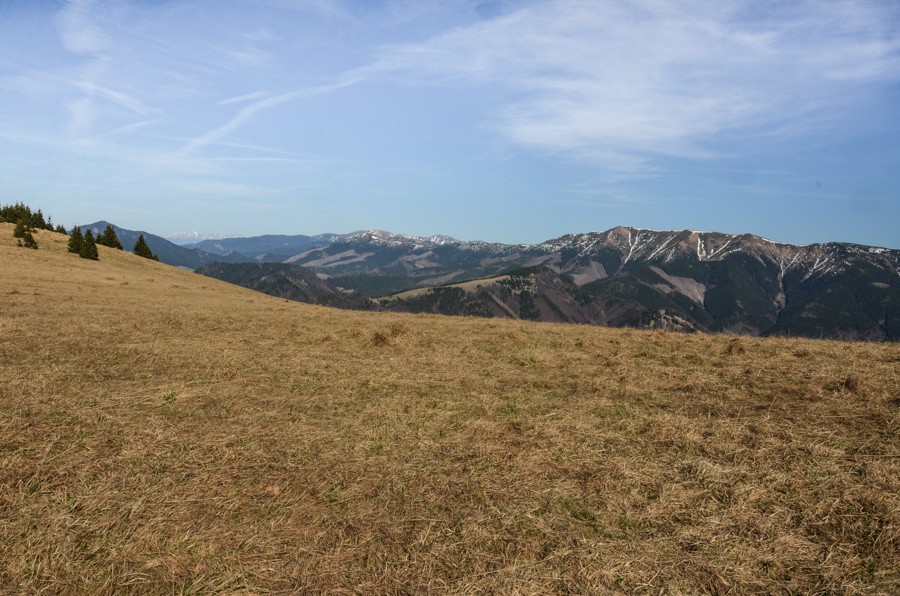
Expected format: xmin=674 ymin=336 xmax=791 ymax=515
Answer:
xmin=1 ymin=0 xmax=899 ymax=247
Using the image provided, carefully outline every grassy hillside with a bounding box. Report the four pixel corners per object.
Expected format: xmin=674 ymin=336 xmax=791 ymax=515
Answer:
xmin=1 ymin=223 xmax=898 ymax=594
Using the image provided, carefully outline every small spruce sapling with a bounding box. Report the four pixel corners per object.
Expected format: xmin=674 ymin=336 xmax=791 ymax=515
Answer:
xmin=13 ymin=218 xmax=27 ymax=238
xmin=30 ymin=209 xmax=46 ymax=230
xmin=80 ymin=229 xmax=99 ymax=260
xmin=133 ymin=234 xmax=159 ymax=261
xmin=68 ymin=226 xmax=84 ymax=253
xmin=22 ymin=230 xmax=38 ymax=249
xmin=99 ymin=224 xmax=123 ymax=250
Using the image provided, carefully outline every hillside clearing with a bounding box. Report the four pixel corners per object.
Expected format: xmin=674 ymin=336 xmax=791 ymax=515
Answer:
xmin=382 ymin=276 xmax=512 ymax=301
xmin=1 ymin=224 xmax=898 ymax=593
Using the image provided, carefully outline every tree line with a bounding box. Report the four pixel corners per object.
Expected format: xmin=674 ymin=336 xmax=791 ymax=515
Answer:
xmin=3 ymin=202 xmax=158 ymax=261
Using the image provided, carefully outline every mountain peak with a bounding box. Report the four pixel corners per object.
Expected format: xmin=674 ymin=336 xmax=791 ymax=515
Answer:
xmin=339 ymin=230 xmax=460 ymax=247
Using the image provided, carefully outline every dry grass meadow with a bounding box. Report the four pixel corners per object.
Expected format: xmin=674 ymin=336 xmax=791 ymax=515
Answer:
xmin=1 ymin=223 xmax=899 ymax=594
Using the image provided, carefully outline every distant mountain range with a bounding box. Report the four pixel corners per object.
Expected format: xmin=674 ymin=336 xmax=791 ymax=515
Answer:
xmin=164 ymin=231 xmax=240 ymax=245
xmin=80 ymin=222 xmax=251 ymax=269
xmin=87 ymin=221 xmax=899 ymax=340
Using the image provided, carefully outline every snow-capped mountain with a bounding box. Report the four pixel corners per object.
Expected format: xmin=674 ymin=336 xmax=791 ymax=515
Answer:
xmin=333 ymin=230 xmax=460 ymax=247
xmin=536 ymin=226 xmax=899 ymax=281
xmin=204 ymin=225 xmax=899 ymax=340
xmin=275 ymin=225 xmax=898 ymax=285
xmin=165 ymin=231 xmax=240 ymax=245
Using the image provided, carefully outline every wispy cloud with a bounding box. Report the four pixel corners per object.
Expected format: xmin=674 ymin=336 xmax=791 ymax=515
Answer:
xmin=66 ymin=97 xmax=95 ymax=134
xmin=180 ymin=79 xmax=357 ymax=155
xmin=171 ymin=180 xmax=284 ymax=196
xmin=110 ymin=119 xmax=158 ymax=135
xmin=218 ymin=90 xmax=273 ymax=106
xmin=357 ymin=0 xmax=900 ymax=172
xmin=225 ymin=48 xmax=273 ymax=67
xmin=246 ymin=0 xmax=354 ymax=23
xmin=77 ymin=81 xmax=154 ymax=115
xmin=56 ymin=0 xmax=111 ymax=54
xmin=558 ymin=184 xmax=648 ymax=204
xmin=25 ymin=0 xmax=900 ymax=175
xmin=178 ymin=0 xmax=900 ymax=175
xmin=206 ymin=156 xmax=336 ymax=165
xmin=53 ymin=1 xmax=159 ymax=134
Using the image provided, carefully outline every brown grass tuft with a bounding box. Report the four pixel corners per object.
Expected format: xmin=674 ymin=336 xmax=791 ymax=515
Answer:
xmin=370 ymin=330 xmax=391 ymax=346
xmin=725 ymin=338 xmax=746 ymax=356
xmin=841 ymin=373 xmax=861 ymax=393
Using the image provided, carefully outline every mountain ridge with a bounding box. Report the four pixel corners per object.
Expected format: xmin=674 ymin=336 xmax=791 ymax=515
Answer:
xmin=92 ymin=220 xmax=899 ymax=340
xmin=80 ymin=221 xmax=251 ymax=269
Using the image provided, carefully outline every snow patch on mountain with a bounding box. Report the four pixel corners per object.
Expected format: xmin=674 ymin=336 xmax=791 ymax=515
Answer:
xmin=334 ymin=230 xmax=460 ymax=248
xmin=165 ymin=231 xmax=239 ymax=245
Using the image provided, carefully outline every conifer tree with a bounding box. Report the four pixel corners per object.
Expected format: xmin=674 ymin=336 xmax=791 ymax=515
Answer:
xmin=133 ymin=234 xmax=158 ymax=261
xmin=99 ymin=224 xmax=123 ymax=249
xmin=80 ymin=229 xmax=99 ymax=260
xmin=1 ymin=203 xmax=57 ymax=231
xmin=30 ymin=209 xmax=46 ymax=230
xmin=56 ymin=224 xmax=68 ymax=235
xmin=1 ymin=202 xmax=30 ymax=224
xmin=13 ymin=218 xmax=27 ymax=238
xmin=68 ymin=226 xmax=84 ymax=253
xmin=22 ymin=230 xmax=38 ymax=249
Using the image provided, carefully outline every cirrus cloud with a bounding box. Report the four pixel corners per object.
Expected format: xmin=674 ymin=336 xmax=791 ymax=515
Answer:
xmin=359 ymin=0 xmax=900 ymax=172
